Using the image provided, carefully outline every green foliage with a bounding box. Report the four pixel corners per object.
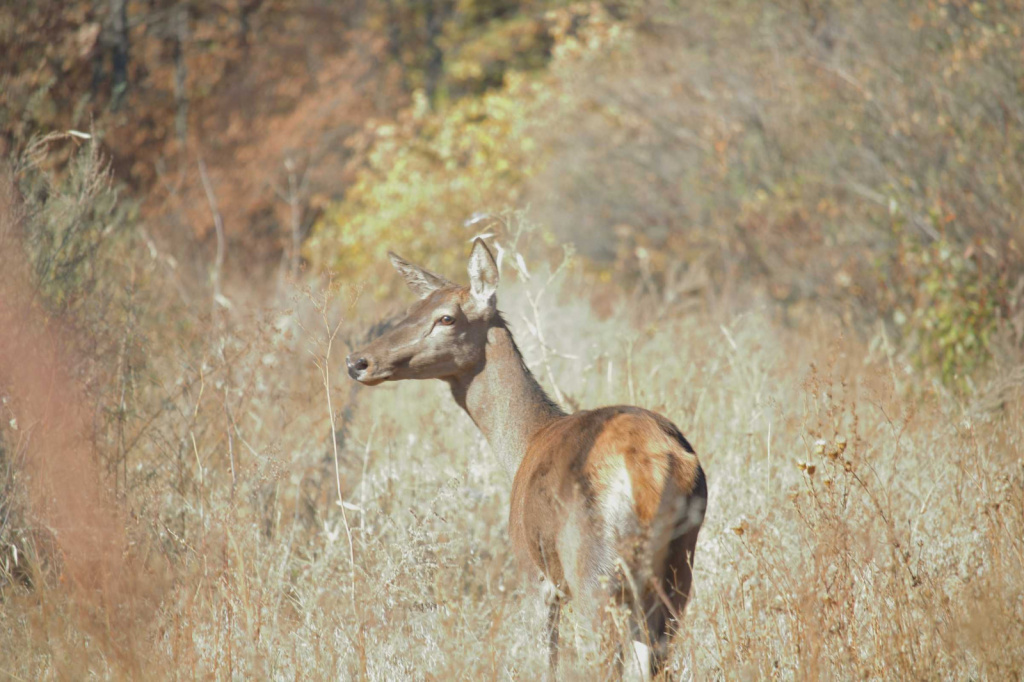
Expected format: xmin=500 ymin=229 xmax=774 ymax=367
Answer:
xmin=444 ymin=13 xmax=553 ymax=98
xmin=371 ymin=0 xmax=560 ymax=103
xmin=889 ymin=230 xmax=1003 ymax=388
xmin=309 ymin=82 xmax=543 ymax=292
xmin=308 ymin=4 xmax=627 ymax=295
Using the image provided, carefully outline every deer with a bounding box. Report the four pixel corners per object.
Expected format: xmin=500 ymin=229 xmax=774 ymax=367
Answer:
xmin=346 ymin=239 xmax=707 ymax=678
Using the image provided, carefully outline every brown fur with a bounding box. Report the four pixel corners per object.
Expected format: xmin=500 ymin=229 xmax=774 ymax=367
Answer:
xmin=510 ymin=408 xmax=704 ymax=601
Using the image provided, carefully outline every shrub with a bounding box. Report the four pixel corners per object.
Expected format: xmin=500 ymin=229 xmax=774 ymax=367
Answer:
xmin=887 ymin=229 xmax=1004 ymax=388
xmin=307 ymin=3 xmax=628 ymax=297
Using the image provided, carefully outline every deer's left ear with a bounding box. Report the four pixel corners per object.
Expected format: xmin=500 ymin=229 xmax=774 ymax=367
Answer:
xmin=389 ymin=251 xmax=452 ymax=298
xmin=467 ymin=238 xmax=498 ymax=312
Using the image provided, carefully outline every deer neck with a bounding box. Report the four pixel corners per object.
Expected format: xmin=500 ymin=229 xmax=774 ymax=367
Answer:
xmin=447 ymin=320 xmax=565 ymax=479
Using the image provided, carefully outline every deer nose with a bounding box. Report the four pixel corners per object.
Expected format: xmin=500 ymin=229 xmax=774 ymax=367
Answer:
xmin=346 ymin=354 xmax=369 ymax=377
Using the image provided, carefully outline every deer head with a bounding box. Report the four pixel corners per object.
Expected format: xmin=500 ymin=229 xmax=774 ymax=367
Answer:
xmin=346 ymin=238 xmax=499 ymax=385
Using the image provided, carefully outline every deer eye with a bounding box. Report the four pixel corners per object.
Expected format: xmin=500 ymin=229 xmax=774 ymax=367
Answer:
xmin=438 ymin=314 xmax=456 ymax=326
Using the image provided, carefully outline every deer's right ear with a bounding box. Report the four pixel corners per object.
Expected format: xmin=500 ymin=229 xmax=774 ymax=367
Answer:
xmin=467 ymin=238 xmax=498 ymax=312
xmin=388 ymin=252 xmax=452 ymax=298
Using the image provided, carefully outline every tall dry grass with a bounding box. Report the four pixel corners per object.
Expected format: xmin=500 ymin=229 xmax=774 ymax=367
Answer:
xmin=1 ymin=207 xmax=1022 ymax=679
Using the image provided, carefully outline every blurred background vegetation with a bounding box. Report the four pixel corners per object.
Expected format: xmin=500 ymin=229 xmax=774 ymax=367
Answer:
xmin=1 ymin=0 xmax=1023 ymax=678
xmin=4 ymin=0 xmax=1021 ymax=383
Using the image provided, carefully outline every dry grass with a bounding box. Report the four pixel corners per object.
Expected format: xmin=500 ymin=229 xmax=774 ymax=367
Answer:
xmin=1 ymin=233 xmax=1022 ymax=680
xmin=4 ymin=1 xmax=1024 ymax=676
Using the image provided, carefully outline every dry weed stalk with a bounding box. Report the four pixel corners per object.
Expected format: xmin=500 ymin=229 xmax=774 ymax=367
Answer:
xmin=303 ymin=273 xmax=357 ymax=603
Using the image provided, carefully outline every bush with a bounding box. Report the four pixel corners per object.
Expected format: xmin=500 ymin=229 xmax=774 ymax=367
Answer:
xmin=886 ymin=230 xmax=1004 ymax=388
xmin=18 ymin=134 xmax=136 ymax=313
xmin=307 ymin=4 xmax=627 ymax=297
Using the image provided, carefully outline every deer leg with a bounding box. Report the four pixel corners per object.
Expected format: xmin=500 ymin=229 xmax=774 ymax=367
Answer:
xmin=545 ymin=590 xmax=562 ymax=673
xmin=651 ymin=525 xmax=700 ymax=677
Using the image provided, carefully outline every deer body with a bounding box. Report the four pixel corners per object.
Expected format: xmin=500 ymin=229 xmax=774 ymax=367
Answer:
xmin=347 ymin=240 xmax=707 ymax=676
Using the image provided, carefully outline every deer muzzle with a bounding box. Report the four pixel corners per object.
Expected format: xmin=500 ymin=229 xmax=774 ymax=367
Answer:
xmin=345 ymin=352 xmax=389 ymax=385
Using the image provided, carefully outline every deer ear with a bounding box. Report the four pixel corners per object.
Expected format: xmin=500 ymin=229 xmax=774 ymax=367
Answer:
xmin=388 ymin=252 xmax=452 ymax=298
xmin=467 ymin=238 xmax=498 ymax=311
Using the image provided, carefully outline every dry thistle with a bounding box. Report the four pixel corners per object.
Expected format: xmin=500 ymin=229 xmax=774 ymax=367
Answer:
xmin=835 ymin=435 xmax=847 ymax=454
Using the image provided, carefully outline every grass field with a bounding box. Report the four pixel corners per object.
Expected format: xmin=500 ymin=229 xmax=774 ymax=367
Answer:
xmin=2 ymin=1 xmax=1024 ymax=675
xmin=1 ymin=237 xmax=1022 ymax=679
